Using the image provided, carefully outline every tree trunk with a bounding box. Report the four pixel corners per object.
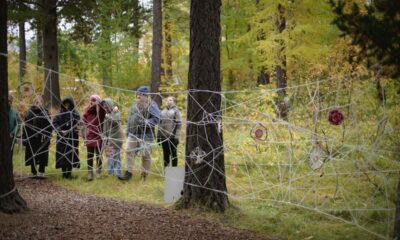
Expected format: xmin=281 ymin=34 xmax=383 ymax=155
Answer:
xmin=18 ymin=20 xmax=26 ymax=82
xmin=395 ymin=153 xmax=400 ymax=239
xmin=275 ymin=3 xmax=288 ymax=120
xmin=180 ymin=0 xmax=228 ymax=213
xmin=151 ymin=0 xmax=162 ymax=106
xmin=255 ymin=0 xmax=270 ymax=85
xmin=0 ymin=0 xmax=28 ymax=214
xmin=37 ymin=27 xmax=43 ymax=69
xmin=101 ymin=32 xmax=112 ymax=88
xmin=42 ymin=0 xmax=60 ymax=110
xmin=257 ymin=66 xmax=270 ymax=85
xmin=163 ymin=0 xmax=173 ymax=84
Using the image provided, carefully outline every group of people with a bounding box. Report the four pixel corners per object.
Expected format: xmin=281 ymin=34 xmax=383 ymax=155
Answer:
xmin=8 ymin=86 xmax=182 ymax=181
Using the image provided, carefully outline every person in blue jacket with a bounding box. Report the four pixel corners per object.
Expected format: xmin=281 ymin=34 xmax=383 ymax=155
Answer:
xmin=119 ymin=86 xmax=160 ymax=181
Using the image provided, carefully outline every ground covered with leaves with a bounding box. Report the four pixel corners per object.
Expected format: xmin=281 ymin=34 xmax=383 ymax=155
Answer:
xmin=0 ymin=178 xmax=271 ymax=240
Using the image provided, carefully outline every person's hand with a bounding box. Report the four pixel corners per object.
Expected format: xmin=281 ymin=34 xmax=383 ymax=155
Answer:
xmin=113 ymin=106 xmax=119 ymax=113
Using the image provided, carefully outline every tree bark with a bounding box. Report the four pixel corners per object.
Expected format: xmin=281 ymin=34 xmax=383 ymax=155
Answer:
xmin=180 ymin=0 xmax=228 ymax=213
xmin=37 ymin=27 xmax=43 ymax=69
xmin=275 ymin=3 xmax=288 ymax=120
xmin=42 ymin=0 xmax=60 ymax=109
xmin=18 ymin=20 xmax=26 ymax=82
xmin=0 ymin=0 xmax=28 ymax=214
xmin=100 ymin=30 xmax=112 ymax=88
xmin=255 ymin=0 xmax=270 ymax=85
xmin=151 ymin=0 xmax=162 ymax=107
xmin=395 ymin=166 xmax=400 ymax=239
xmin=163 ymin=0 xmax=173 ymax=84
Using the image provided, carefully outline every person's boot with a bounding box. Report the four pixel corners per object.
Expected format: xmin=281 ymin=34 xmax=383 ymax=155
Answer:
xmin=66 ymin=171 xmax=72 ymax=180
xmin=118 ymin=171 xmax=132 ymax=181
xmin=96 ymin=169 xmax=101 ymax=179
xmin=87 ymin=170 xmax=94 ymax=181
xmin=140 ymin=172 xmax=147 ymax=182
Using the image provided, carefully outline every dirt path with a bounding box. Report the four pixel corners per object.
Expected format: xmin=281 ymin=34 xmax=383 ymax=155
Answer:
xmin=0 ymin=179 xmax=271 ymax=240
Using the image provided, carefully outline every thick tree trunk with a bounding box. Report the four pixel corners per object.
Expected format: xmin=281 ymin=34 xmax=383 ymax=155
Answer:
xmin=395 ymin=159 xmax=400 ymax=239
xmin=151 ymin=0 xmax=162 ymax=106
xmin=0 ymin=0 xmax=28 ymax=214
xmin=42 ymin=0 xmax=60 ymax=109
xmin=163 ymin=0 xmax=173 ymax=84
xmin=18 ymin=20 xmax=26 ymax=82
xmin=395 ymin=180 xmax=400 ymax=239
xmin=180 ymin=0 xmax=228 ymax=213
xmin=275 ymin=3 xmax=288 ymax=120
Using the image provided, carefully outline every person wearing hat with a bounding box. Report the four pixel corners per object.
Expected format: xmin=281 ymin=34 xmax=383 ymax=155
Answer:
xmin=53 ymin=96 xmax=81 ymax=179
xmin=81 ymin=94 xmax=106 ymax=181
xmin=119 ymin=86 xmax=160 ymax=181
xmin=8 ymin=92 xmax=20 ymax=158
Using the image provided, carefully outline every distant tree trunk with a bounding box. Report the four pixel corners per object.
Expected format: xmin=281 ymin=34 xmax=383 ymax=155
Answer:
xmin=42 ymin=0 xmax=60 ymax=109
xmin=275 ymin=3 xmax=288 ymax=120
xmin=163 ymin=0 xmax=173 ymax=84
xmin=0 ymin=0 xmax=28 ymax=214
xmin=36 ymin=27 xmax=43 ymax=69
xmin=224 ymin=15 xmax=235 ymax=89
xmin=255 ymin=0 xmax=270 ymax=85
xmin=258 ymin=66 xmax=269 ymax=85
xmin=101 ymin=33 xmax=112 ymax=88
xmin=36 ymin=0 xmax=43 ymax=70
xmin=18 ymin=20 xmax=26 ymax=82
xmin=133 ymin=0 xmax=140 ymax=63
xmin=151 ymin=0 xmax=162 ymax=106
xmin=181 ymin=0 xmax=228 ymax=213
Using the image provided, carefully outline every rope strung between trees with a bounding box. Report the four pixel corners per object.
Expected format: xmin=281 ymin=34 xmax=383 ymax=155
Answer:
xmin=0 ymin=186 xmax=17 ymax=199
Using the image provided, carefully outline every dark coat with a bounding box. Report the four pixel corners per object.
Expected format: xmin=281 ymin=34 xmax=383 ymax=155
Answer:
xmin=23 ymin=105 xmax=52 ymax=166
xmin=53 ymin=97 xmax=80 ymax=169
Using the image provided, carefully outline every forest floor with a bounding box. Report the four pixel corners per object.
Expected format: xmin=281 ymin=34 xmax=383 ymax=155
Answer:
xmin=0 ymin=177 xmax=273 ymax=240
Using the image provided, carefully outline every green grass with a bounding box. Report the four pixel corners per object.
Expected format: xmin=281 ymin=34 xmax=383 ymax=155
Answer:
xmin=12 ymin=138 xmax=395 ymax=240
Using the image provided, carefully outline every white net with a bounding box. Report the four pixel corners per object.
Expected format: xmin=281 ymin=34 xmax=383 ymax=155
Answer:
xmin=5 ymin=53 xmax=399 ymax=239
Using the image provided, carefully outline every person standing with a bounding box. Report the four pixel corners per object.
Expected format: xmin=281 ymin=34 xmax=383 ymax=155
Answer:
xmin=22 ymin=96 xmax=52 ymax=178
xmin=8 ymin=92 xmax=20 ymax=157
xmin=157 ymin=96 xmax=181 ymax=167
xmin=119 ymin=86 xmax=160 ymax=181
xmin=82 ymin=95 xmax=105 ymax=181
xmin=101 ymin=98 xmax=123 ymax=177
xmin=53 ymin=97 xmax=80 ymax=179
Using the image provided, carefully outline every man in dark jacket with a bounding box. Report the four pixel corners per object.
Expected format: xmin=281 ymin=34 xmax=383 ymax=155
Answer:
xmin=119 ymin=86 xmax=160 ymax=181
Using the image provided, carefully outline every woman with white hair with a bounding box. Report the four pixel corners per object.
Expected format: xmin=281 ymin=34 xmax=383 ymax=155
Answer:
xmin=157 ymin=96 xmax=181 ymax=167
